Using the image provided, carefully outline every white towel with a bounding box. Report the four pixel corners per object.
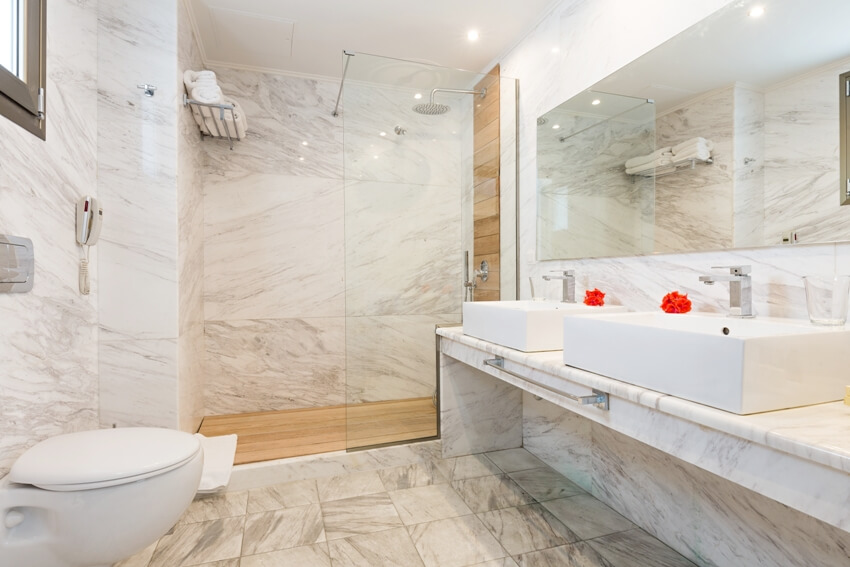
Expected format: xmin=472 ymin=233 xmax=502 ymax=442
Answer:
xmin=672 ymin=137 xmax=713 ymax=155
xmin=625 ymin=156 xmax=673 ymax=175
xmin=194 ymin=433 xmax=238 ymax=494
xmin=625 ymin=146 xmax=673 ymax=169
xmin=190 ymin=84 xmax=223 ymax=105
xmin=671 ymin=145 xmax=712 ymax=163
xmin=183 ymin=70 xmax=217 ymax=91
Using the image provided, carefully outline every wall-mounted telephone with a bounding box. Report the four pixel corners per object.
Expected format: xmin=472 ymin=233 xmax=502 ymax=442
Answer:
xmin=76 ymin=196 xmax=103 ymax=246
xmin=76 ymin=196 xmax=103 ymax=295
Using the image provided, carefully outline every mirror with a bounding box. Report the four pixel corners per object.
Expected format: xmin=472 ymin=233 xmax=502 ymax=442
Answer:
xmin=537 ymin=0 xmax=850 ymax=260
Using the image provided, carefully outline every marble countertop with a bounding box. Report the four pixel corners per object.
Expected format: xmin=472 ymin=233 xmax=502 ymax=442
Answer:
xmin=437 ymin=326 xmax=850 ymax=475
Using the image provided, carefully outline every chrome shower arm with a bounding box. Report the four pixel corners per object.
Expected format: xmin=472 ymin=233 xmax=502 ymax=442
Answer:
xmin=428 ymin=87 xmax=486 ymax=103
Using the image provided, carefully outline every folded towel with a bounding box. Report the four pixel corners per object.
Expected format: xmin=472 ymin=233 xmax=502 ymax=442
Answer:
xmin=625 ymin=146 xmax=673 ymax=169
xmin=191 ymin=84 xmax=223 ymax=105
xmin=671 ymin=145 xmax=712 ymax=163
xmin=183 ymin=69 xmax=217 ymax=91
xmin=672 ymin=137 xmax=713 ymax=155
xmin=194 ymin=433 xmax=238 ymax=494
xmin=626 ymin=156 xmax=673 ymax=175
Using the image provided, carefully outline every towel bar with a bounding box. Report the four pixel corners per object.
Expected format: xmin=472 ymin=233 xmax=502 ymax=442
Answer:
xmin=483 ymin=357 xmax=609 ymax=411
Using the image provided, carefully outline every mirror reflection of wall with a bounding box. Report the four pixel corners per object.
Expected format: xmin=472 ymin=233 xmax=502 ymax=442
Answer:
xmin=537 ymin=0 xmax=850 ymax=261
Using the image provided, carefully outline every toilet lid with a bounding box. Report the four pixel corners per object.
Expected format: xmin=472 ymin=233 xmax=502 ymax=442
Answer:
xmin=9 ymin=427 xmax=201 ymax=491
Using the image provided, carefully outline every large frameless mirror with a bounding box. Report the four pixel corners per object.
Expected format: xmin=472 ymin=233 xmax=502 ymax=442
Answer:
xmin=537 ymin=0 xmax=850 ymax=261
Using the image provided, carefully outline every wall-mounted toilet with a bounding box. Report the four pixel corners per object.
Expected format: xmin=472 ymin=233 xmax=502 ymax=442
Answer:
xmin=0 ymin=427 xmax=203 ymax=567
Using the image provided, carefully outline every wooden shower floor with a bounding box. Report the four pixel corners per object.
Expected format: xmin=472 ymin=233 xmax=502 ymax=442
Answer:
xmin=197 ymin=397 xmax=437 ymax=465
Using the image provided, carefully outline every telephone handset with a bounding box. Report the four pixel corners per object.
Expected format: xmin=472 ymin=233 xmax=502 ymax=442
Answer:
xmin=76 ymin=196 xmax=103 ymax=246
xmin=76 ymin=196 xmax=103 ymax=295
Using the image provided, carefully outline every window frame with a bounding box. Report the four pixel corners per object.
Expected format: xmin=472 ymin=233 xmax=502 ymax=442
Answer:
xmin=0 ymin=0 xmax=45 ymax=139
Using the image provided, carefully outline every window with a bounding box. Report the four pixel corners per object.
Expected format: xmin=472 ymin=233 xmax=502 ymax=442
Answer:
xmin=0 ymin=0 xmax=45 ymax=139
xmin=842 ymin=70 xmax=850 ymax=205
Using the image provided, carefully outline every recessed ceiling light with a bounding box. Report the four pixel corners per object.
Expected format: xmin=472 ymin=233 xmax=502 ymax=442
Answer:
xmin=414 ymin=93 xmax=423 ymax=100
xmin=551 ymin=47 xmax=560 ymax=54
xmin=298 ymin=157 xmax=304 ymax=161
xmin=467 ymin=29 xmax=479 ymax=41
xmin=591 ymin=99 xmax=601 ymax=105
xmin=748 ymin=6 xmax=765 ymax=17
xmin=552 ymin=124 xmax=560 ymax=130
xmin=301 ymin=141 xmax=309 ymax=146
xmin=379 ymin=131 xmax=386 ymax=136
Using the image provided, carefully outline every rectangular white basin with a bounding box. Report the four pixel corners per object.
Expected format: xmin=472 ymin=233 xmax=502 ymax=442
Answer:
xmin=462 ymin=300 xmax=627 ymax=352
xmin=562 ymin=312 xmax=850 ymax=414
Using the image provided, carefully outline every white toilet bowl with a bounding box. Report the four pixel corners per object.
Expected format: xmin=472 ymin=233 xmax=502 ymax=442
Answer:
xmin=0 ymin=427 xmax=203 ymax=567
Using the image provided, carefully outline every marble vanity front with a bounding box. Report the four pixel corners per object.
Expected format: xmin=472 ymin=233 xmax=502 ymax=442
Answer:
xmin=437 ymin=326 xmax=850 ymax=564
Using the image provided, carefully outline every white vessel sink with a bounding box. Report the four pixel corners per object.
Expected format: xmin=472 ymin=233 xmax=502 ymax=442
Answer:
xmin=462 ymin=300 xmax=627 ymax=352
xmin=562 ymin=312 xmax=850 ymax=414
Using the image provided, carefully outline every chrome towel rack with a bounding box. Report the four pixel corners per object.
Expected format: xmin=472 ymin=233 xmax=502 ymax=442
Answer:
xmin=183 ymin=94 xmax=238 ymax=150
xmin=484 ymin=357 xmax=609 ymax=411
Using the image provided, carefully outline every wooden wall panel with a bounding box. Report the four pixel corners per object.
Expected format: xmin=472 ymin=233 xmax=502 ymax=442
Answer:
xmin=473 ymin=65 xmax=500 ymax=301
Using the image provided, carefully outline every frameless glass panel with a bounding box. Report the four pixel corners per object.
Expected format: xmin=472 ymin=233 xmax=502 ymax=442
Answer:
xmin=340 ymin=52 xmax=518 ymax=450
xmin=0 ymin=0 xmax=22 ymax=79
xmin=537 ymin=92 xmax=656 ymax=260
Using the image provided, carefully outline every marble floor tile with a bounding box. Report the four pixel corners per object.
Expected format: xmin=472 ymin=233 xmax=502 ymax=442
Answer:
xmin=541 ymin=495 xmax=636 ymax=540
xmin=477 ymin=503 xmax=579 ymax=556
xmin=452 ymin=474 xmax=535 ymax=513
xmin=239 ymin=543 xmax=331 ymax=567
xmin=378 ymin=461 xmax=448 ymax=491
xmin=316 ymin=470 xmax=386 ymax=502
xmin=508 ymin=467 xmax=585 ymax=502
xmin=321 ymin=492 xmax=404 ymax=540
xmin=327 ymin=526 xmax=425 ymax=566
xmin=148 ymin=517 xmax=245 ymax=567
xmin=408 ymin=515 xmax=508 ymax=567
xmin=192 ymin=561 xmax=241 ymax=567
xmin=388 ymin=483 xmax=473 ymax=525
xmin=434 ymin=454 xmax=503 ymax=482
xmin=241 ymin=504 xmax=325 ymax=556
xmin=178 ymin=491 xmax=249 ymax=524
xmin=114 ymin=540 xmax=157 ymax=567
xmin=485 ymin=448 xmax=547 ymax=473
xmin=514 ymin=542 xmax=615 ymax=567
xmin=470 ymin=560 xmax=520 ymax=567
xmin=247 ymin=479 xmax=319 ymax=513
xmin=587 ymin=529 xmax=697 ymax=567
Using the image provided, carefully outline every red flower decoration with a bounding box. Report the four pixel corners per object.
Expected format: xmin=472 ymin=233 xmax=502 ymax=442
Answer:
xmin=584 ymin=288 xmax=605 ymax=306
xmin=661 ymin=291 xmax=692 ymax=314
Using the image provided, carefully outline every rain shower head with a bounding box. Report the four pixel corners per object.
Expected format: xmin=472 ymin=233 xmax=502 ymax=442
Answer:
xmin=413 ymin=102 xmax=451 ymax=115
xmin=412 ymin=87 xmax=487 ymax=115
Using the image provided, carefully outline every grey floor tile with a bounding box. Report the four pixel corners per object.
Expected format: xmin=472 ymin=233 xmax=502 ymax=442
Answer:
xmin=321 ymin=492 xmax=404 ymax=540
xmin=378 ymin=461 xmax=448 ymax=491
xmin=433 ymin=454 xmax=503 ymax=482
xmin=408 ymin=515 xmax=508 ymax=567
xmin=477 ymin=503 xmax=578 ymax=556
xmin=452 ymin=474 xmax=535 ymax=513
xmin=247 ymin=479 xmax=319 ymax=513
xmin=485 ymin=448 xmax=547 ymax=473
xmin=541 ymin=495 xmax=635 ymax=540
xmin=327 ymin=526 xmax=425 ymax=566
xmin=469 ymin=560 xmax=520 ymax=567
xmin=242 ymin=503 xmax=325 ymax=556
xmin=317 ymin=470 xmax=386 ymax=502
xmin=587 ymin=529 xmax=696 ymax=567
xmin=388 ymin=483 xmax=473 ymax=525
xmin=240 ymin=543 xmax=331 ymax=567
xmin=114 ymin=540 xmax=157 ymax=567
xmin=514 ymin=542 xmax=615 ymax=567
xmin=178 ymin=491 xmax=249 ymax=524
xmin=148 ymin=517 xmax=244 ymax=567
xmin=508 ymin=467 xmax=584 ymax=502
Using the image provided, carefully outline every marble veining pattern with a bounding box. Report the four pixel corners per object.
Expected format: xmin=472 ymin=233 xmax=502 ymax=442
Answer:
xmin=0 ymin=0 xmax=99 ymax=476
xmin=120 ymin=442 xmax=695 ymax=567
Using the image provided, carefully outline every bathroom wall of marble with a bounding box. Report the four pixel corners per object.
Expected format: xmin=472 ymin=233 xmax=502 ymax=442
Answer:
xmin=202 ymin=69 xmax=468 ymax=413
xmin=0 ymin=0 xmax=100 ymax=477
xmin=98 ymin=0 xmax=206 ymax=430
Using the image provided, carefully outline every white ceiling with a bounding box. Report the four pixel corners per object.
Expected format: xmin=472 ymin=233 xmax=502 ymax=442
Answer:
xmin=184 ymin=0 xmax=559 ymax=79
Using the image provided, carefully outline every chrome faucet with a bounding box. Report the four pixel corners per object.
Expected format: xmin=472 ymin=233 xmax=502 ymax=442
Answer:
xmin=699 ymin=265 xmax=754 ymax=318
xmin=542 ymin=270 xmax=576 ymax=303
